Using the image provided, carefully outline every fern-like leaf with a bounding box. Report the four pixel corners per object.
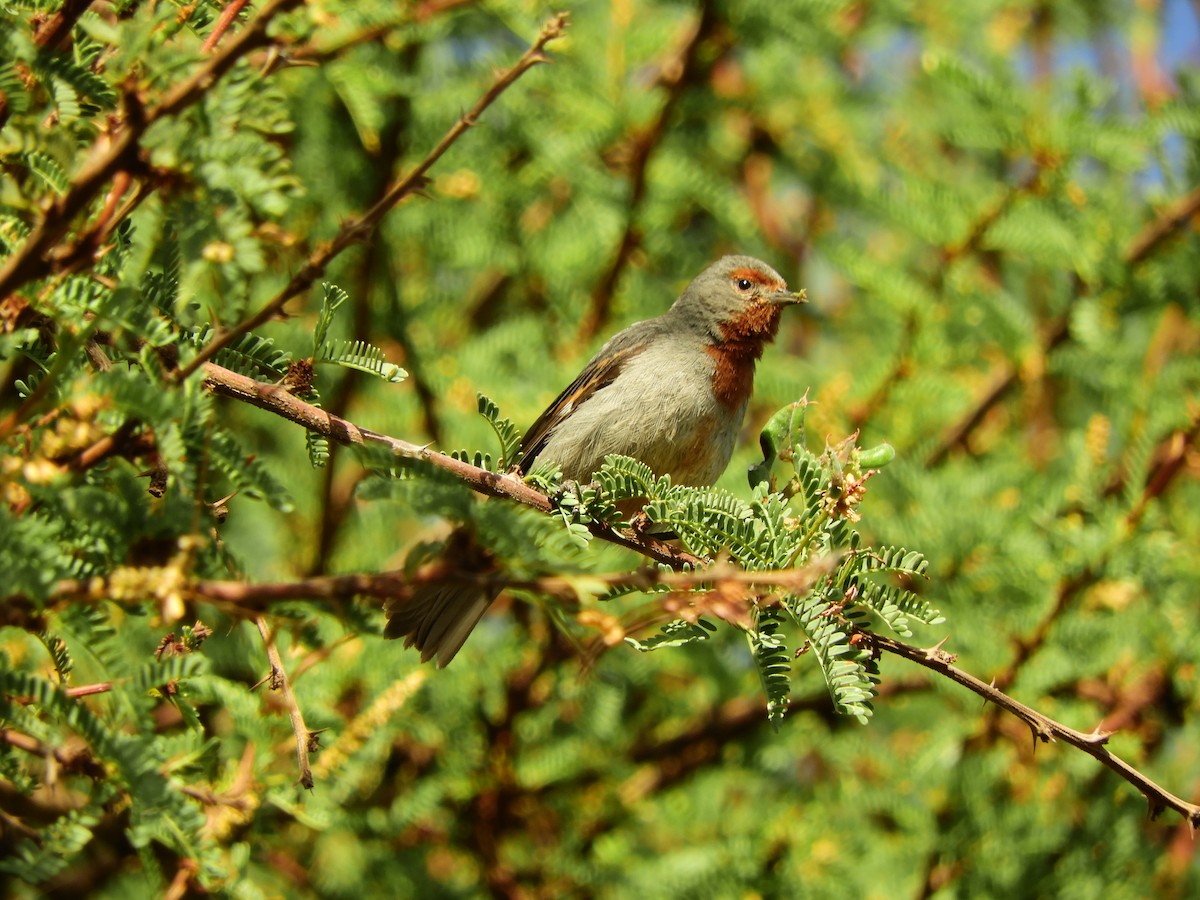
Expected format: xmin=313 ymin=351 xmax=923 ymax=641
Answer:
xmin=316 ymin=338 xmax=406 ymax=383
xmin=626 ymin=617 xmax=717 ymax=651
xmin=477 ymin=393 xmax=523 ymax=468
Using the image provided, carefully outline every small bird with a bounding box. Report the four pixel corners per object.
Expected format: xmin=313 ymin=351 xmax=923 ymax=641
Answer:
xmin=385 ymin=255 xmax=805 ymax=665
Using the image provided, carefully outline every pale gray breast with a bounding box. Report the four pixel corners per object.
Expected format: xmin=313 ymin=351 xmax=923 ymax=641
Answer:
xmin=534 ymin=341 xmax=745 ymax=486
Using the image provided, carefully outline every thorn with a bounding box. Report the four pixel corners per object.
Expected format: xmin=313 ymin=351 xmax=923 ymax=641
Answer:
xmin=1085 ymin=723 xmax=1113 ymax=745
xmin=925 ymin=634 xmax=955 ymax=662
xmin=1147 ymin=800 xmax=1165 ymax=822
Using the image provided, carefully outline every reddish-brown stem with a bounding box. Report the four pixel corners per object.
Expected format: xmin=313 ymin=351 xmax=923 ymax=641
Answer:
xmin=201 ymin=0 xmax=252 ymax=53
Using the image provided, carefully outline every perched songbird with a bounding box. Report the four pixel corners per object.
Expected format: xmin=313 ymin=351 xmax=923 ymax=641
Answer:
xmin=385 ymin=255 xmax=805 ymax=664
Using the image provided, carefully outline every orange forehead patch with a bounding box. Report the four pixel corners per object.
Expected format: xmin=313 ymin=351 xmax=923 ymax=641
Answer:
xmin=730 ymin=267 xmax=784 ymax=290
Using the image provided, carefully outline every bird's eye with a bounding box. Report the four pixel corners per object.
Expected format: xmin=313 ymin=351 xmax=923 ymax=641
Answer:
xmin=735 ymin=278 xmax=753 ymax=292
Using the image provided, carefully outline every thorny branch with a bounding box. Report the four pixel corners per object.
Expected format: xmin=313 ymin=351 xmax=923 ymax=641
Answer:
xmin=47 ymin=560 xmax=834 ymax=623
xmin=255 ymin=616 xmax=316 ymax=790
xmin=173 ymin=12 xmax=571 ymax=382
xmin=194 ymin=360 xmax=1200 ymax=825
xmin=867 ymin=634 xmax=1200 ymax=831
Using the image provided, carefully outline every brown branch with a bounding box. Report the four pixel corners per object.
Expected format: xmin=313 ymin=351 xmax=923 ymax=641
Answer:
xmin=181 ymin=561 xmax=832 ymax=619
xmin=1 ymin=726 xmax=106 ymax=779
xmin=869 ymin=633 xmax=1200 ymax=829
xmin=173 ymin=12 xmax=570 ymax=383
xmin=27 ymin=350 xmax=1200 ymax=828
xmin=578 ymin=4 xmax=729 ymax=342
xmin=32 ymin=0 xmax=94 ymax=50
xmin=1124 ymin=408 xmax=1200 ymax=528
xmin=255 ymin=616 xmax=315 ymax=789
xmin=40 ymin=558 xmax=839 ymax=630
xmin=0 ymin=0 xmax=303 ymax=302
xmin=199 ymin=360 xmax=697 ymax=567
xmin=201 ymin=0 xmax=252 ymax=53
xmin=1124 ymin=184 xmax=1200 ymax=265
xmin=52 ymin=418 xmax=158 ymax=472
xmin=941 ymin=162 xmax=1049 ymax=266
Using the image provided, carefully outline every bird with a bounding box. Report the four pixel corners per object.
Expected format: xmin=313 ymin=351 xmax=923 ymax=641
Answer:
xmin=385 ymin=255 xmax=805 ymax=665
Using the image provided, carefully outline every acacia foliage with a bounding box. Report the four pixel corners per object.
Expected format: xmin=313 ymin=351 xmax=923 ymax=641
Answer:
xmin=2 ymin=0 xmax=1200 ymax=896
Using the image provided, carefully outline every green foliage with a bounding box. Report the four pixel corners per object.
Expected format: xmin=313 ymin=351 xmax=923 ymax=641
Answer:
xmin=2 ymin=1 xmax=1199 ymax=897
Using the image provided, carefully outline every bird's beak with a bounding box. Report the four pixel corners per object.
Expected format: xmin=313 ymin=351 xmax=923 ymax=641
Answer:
xmin=769 ymin=288 xmax=807 ymax=306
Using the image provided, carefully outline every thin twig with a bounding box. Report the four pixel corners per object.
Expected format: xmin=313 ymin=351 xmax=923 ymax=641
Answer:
xmin=201 ymin=0 xmax=252 ymax=53
xmin=255 ymin=616 xmax=314 ymax=789
xmin=1123 ymin=183 xmax=1200 ymax=266
xmin=868 ymin=633 xmax=1200 ymax=829
xmin=173 ymin=12 xmax=570 ymax=383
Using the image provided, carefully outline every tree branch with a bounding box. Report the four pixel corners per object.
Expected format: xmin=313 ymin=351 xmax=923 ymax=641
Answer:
xmin=255 ymin=616 xmax=315 ymax=790
xmin=40 ymin=356 xmax=1200 ymax=825
xmin=32 ymin=0 xmax=94 ymax=50
xmin=1123 ymin=183 xmax=1200 ymax=267
xmin=868 ymin=633 xmax=1200 ymax=829
xmin=201 ymin=0 xmax=252 ymax=54
xmin=0 ymin=0 xmax=304 ymax=302
xmin=200 ymin=361 xmax=698 ymax=567
xmin=173 ymin=12 xmax=571 ymax=383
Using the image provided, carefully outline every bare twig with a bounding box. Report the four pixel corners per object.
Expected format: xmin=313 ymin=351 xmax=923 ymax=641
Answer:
xmin=255 ymin=616 xmax=315 ymax=789
xmin=941 ymin=162 xmax=1049 ymax=266
xmin=0 ymin=0 xmax=304 ymax=302
xmin=869 ymin=633 xmax=1200 ymax=829
xmin=201 ymin=0 xmax=252 ymax=53
xmin=173 ymin=12 xmax=570 ymax=383
xmin=1 ymin=725 xmax=105 ymax=779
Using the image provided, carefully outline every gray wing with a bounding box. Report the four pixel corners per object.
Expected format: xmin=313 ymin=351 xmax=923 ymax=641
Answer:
xmin=515 ymin=320 xmax=663 ymax=474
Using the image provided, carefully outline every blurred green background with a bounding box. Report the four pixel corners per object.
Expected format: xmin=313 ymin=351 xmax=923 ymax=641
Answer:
xmin=2 ymin=0 xmax=1199 ymax=896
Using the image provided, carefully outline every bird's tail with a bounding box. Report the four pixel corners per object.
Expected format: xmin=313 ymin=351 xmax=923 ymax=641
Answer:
xmin=384 ymin=527 xmax=498 ymax=667
xmin=384 ymin=583 xmax=496 ymax=667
